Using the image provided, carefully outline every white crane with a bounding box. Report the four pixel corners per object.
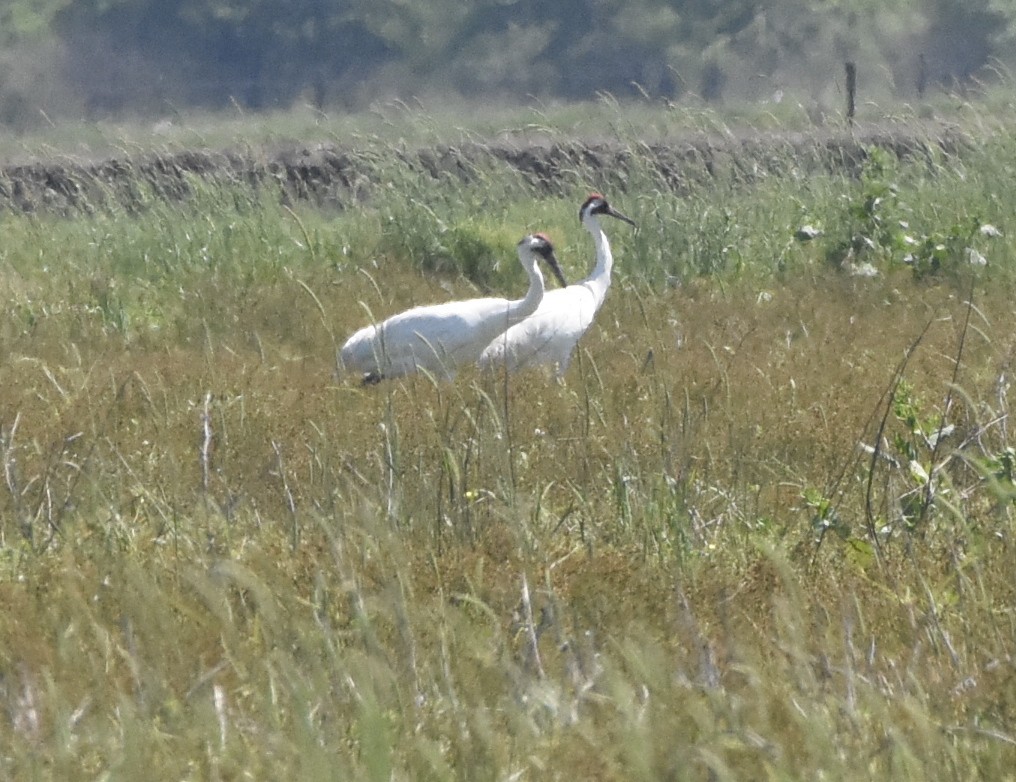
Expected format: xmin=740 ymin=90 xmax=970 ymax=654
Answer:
xmin=339 ymin=233 xmax=567 ymax=384
xmin=478 ymin=193 xmax=635 ymax=377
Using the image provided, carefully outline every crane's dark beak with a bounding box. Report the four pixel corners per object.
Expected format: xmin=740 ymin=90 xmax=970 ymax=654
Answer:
xmin=605 ymin=204 xmax=636 ymax=227
xmin=544 ymin=250 xmax=568 ymax=288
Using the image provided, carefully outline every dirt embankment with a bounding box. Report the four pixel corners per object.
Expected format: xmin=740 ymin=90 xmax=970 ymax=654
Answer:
xmin=0 ymin=123 xmax=972 ymax=215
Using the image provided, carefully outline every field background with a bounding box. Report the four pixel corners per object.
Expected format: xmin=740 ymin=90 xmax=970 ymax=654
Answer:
xmin=0 ymin=90 xmax=1015 ymax=780
xmin=4 ymin=5 xmax=1016 ymax=777
xmin=3 ymin=1 xmax=1016 ymax=772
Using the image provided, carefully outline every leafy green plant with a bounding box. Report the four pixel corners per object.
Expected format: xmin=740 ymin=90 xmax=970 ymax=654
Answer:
xmin=802 ymin=486 xmax=850 ymax=541
xmin=888 ymin=379 xmax=953 ymax=528
xmin=902 ymin=216 xmax=990 ymax=280
xmin=825 ymin=146 xmax=909 ymax=269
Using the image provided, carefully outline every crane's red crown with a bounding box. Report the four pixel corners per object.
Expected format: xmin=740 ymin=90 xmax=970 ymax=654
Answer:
xmin=579 ymin=193 xmax=607 ymax=221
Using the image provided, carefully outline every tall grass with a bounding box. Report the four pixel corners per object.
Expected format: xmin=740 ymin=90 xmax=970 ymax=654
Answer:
xmin=1 ymin=117 xmax=1016 ymax=778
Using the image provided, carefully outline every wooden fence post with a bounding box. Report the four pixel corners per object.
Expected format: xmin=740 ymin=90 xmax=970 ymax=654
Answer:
xmin=845 ymin=61 xmax=856 ymax=125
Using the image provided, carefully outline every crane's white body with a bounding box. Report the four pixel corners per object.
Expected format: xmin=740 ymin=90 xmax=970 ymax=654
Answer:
xmin=479 ymin=196 xmax=633 ymax=378
xmin=340 ymin=234 xmax=565 ymax=383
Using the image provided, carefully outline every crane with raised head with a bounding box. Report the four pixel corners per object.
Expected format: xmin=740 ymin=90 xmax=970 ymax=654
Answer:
xmin=340 ymin=233 xmax=567 ymax=384
xmin=478 ymin=193 xmax=636 ymax=378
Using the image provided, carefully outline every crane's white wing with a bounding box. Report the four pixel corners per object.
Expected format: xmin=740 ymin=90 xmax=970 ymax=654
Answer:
xmin=342 ymin=296 xmax=518 ymax=379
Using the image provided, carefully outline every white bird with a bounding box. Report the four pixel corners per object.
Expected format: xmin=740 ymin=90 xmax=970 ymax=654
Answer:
xmin=340 ymin=233 xmax=567 ymax=384
xmin=478 ymin=193 xmax=635 ymax=377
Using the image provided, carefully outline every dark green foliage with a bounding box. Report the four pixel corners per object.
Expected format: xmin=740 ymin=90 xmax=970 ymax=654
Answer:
xmin=1 ymin=0 xmax=1014 ymax=123
xmin=53 ymin=0 xmax=395 ymax=112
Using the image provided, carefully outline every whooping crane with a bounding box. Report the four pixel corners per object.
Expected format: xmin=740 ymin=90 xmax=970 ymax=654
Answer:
xmin=478 ymin=193 xmax=635 ymax=377
xmin=339 ymin=233 xmax=568 ymax=384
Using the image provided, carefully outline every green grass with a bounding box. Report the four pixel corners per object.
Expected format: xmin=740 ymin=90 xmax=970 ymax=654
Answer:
xmin=3 ymin=79 xmax=1015 ymax=166
xmin=2 ymin=113 xmax=1016 ymax=779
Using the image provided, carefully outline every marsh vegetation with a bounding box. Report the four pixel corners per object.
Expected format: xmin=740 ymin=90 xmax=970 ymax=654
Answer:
xmin=2 ymin=102 xmax=1016 ymax=778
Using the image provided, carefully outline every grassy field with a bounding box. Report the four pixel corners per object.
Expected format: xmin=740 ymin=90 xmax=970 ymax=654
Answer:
xmin=0 ymin=84 xmax=1004 ymax=166
xmin=2 ymin=103 xmax=1016 ymax=779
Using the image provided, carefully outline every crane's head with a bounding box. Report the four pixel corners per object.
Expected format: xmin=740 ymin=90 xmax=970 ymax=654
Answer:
xmin=518 ymin=232 xmax=568 ymax=288
xmin=579 ymin=193 xmax=636 ymax=227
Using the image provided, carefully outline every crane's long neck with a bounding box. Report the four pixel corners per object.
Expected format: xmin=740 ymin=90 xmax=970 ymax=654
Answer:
xmin=583 ymin=215 xmax=613 ymax=308
xmin=504 ymin=255 xmax=545 ymax=325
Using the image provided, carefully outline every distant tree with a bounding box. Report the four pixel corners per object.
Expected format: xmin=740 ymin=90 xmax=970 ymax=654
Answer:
xmin=0 ymin=0 xmax=75 ymax=128
xmin=26 ymin=0 xmax=1016 ymax=120
xmin=923 ymin=0 xmax=1011 ymax=85
xmin=54 ymin=0 xmax=397 ymax=113
xmin=435 ymin=0 xmax=685 ymax=99
xmin=0 ymin=0 xmax=70 ymax=45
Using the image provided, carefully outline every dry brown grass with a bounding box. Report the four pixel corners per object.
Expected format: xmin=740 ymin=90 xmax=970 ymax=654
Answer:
xmin=2 ymin=133 xmax=1016 ymax=777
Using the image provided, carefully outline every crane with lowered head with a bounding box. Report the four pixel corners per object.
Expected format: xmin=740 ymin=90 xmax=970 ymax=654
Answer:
xmin=340 ymin=232 xmax=567 ymax=384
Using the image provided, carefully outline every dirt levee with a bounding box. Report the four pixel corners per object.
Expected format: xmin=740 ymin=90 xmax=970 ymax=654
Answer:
xmin=0 ymin=123 xmax=971 ymax=215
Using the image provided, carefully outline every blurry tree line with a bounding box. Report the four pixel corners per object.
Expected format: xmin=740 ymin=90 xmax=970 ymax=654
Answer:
xmin=0 ymin=0 xmax=1013 ymax=127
